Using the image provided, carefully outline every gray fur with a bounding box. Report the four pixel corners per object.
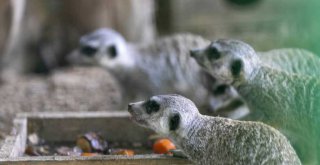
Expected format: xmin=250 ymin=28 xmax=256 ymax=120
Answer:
xmin=191 ymin=39 xmax=320 ymax=164
xmin=259 ymin=48 xmax=320 ymax=76
xmin=128 ymin=94 xmax=301 ymax=165
xmin=68 ymin=28 xmax=249 ymax=118
xmin=199 ymin=47 xmax=320 ymax=118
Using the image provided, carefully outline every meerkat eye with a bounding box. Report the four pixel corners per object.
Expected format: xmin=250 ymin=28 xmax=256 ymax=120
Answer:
xmin=80 ymin=45 xmax=97 ymax=57
xmin=169 ymin=113 xmax=180 ymax=131
xmin=230 ymin=59 xmax=243 ymax=76
xmin=145 ymin=100 xmax=160 ymax=114
xmin=207 ymin=47 xmax=221 ymax=60
xmin=213 ymin=84 xmax=229 ymax=95
xmin=108 ymin=45 xmax=117 ymax=58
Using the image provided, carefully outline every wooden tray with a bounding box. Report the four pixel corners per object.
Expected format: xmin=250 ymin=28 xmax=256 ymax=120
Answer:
xmin=0 ymin=112 xmax=192 ymax=165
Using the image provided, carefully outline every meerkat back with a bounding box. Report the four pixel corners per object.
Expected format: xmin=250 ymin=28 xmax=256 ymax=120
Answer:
xmin=135 ymin=34 xmax=209 ymax=90
xmin=244 ymin=47 xmax=320 ymax=164
xmin=259 ymin=48 xmax=320 ymax=76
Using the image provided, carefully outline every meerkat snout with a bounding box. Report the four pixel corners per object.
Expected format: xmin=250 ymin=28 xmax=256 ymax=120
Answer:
xmin=189 ymin=49 xmax=199 ymax=58
xmin=80 ymin=45 xmax=98 ymax=57
xmin=127 ymin=103 xmax=133 ymax=112
xmin=189 ymin=49 xmax=205 ymax=65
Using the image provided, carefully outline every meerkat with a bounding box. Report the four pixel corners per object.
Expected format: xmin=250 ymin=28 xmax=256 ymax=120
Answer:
xmin=128 ymin=94 xmax=301 ymax=165
xmin=68 ymin=28 xmax=249 ymax=118
xmin=207 ymin=48 xmax=320 ymax=118
xmin=190 ymin=39 xmax=320 ymax=164
xmin=191 ymin=50 xmax=320 ymax=118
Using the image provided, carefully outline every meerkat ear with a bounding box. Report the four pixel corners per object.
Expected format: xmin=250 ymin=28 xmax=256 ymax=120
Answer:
xmin=169 ymin=113 xmax=180 ymax=131
xmin=230 ymin=59 xmax=243 ymax=77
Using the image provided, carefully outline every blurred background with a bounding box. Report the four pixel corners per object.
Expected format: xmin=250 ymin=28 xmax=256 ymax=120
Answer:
xmin=0 ymin=0 xmax=320 ymax=138
xmin=0 ymin=0 xmax=320 ymax=74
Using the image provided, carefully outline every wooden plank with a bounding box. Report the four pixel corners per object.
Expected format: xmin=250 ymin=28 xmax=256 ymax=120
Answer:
xmin=0 ymin=155 xmax=192 ymax=165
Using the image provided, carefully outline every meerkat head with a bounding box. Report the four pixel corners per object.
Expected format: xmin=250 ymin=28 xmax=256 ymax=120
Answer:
xmin=71 ymin=28 xmax=134 ymax=69
xmin=190 ymin=39 xmax=258 ymax=86
xmin=128 ymin=94 xmax=200 ymax=136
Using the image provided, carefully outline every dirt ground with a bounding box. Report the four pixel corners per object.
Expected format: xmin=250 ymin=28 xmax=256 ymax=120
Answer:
xmin=0 ymin=67 xmax=123 ymax=140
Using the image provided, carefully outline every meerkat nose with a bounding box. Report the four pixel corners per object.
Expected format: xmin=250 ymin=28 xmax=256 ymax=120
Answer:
xmin=189 ymin=49 xmax=199 ymax=58
xmin=190 ymin=49 xmax=201 ymax=58
xmin=127 ymin=104 xmax=133 ymax=113
xmin=128 ymin=103 xmax=134 ymax=110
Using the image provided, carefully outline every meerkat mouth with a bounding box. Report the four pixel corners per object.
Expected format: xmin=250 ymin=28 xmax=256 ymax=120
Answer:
xmin=129 ymin=115 xmax=148 ymax=126
xmin=127 ymin=108 xmax=148 ymax=126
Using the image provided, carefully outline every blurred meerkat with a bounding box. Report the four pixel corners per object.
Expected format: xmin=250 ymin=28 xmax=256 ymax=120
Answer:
xmin=128 ymin=94 xmax=301 ymax=165
xmin=68 ymin=28 xmax=249 ymax=118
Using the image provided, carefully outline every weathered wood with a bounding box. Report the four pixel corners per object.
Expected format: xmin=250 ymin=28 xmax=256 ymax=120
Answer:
xmin=1 ymin=155 xmax=191 ymax=165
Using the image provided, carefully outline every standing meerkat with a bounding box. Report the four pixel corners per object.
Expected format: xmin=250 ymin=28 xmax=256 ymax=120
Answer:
xmin=68 ymin=28 xmax=249 ymax=118
xmin=190 ymin=39 xmax=320 ymax=164
xmin=128 ymin=94 xmax=301 ymax=165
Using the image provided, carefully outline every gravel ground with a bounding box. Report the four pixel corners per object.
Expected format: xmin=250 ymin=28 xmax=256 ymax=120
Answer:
xmin=0 ymin=67 xmax=122 ymax=140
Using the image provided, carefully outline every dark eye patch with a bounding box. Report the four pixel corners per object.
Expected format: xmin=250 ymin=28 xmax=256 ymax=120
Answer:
xmin=207 ymin=47 xmax=221 ymax=60
xmin=169 ymin=113 xmax=180 ymax=131
xmin=108 ymin=45 xmax=117 ymax=58
xmin=213 ymin=84 xmax=229 ymax=95
xmin=230 ymin=59 xmax=243 ymax=77
xmin=145 ymin=100 xmax=160 ymax=114
xmin=80 ymin=45 xmax=97 ymax=57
